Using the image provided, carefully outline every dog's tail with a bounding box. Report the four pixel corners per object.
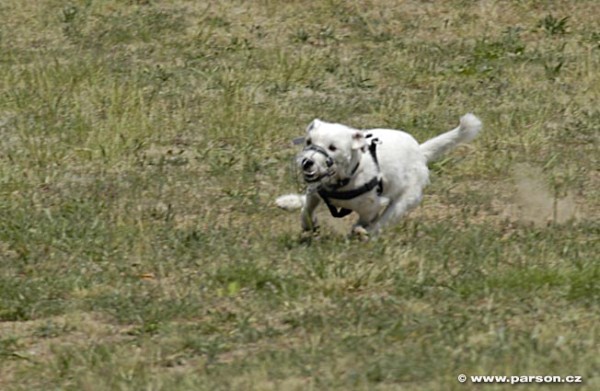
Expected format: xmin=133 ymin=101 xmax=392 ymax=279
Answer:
xmin=275 ymin=194 xmax=306 ymax=211
xmin=419 ymin=113 xmax=482 ymax=163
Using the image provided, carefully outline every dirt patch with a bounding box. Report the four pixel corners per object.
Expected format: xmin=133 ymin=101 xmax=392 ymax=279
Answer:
xmin=409 ymin=163 xmax=589 ymax=230
xmin=504 ymin=164 xmax=580 ymax=227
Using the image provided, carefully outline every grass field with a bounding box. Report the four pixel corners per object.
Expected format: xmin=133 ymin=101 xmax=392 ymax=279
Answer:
xmin=0 ymin=0 xmax=598 ymax=390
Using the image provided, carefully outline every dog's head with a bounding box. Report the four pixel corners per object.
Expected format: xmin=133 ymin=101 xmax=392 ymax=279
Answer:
xmin=298 ymin=119 xmax=367 ymax=187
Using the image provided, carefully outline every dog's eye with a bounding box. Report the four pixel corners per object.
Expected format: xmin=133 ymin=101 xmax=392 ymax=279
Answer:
xmin=306 ymin=139 xmax=312 ymax=146
xmin=328 ymin=144 xmax=337 ymax=152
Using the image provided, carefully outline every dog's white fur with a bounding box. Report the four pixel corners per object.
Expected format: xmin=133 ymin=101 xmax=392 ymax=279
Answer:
xmin=276 ymin=114 xmax=482 ymax=234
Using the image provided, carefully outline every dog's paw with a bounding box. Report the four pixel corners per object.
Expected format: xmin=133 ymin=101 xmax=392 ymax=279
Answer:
xmin=301 ymin=216 xmax=319 ymax=232
xmin=275 ymin=194 xmax=305 ymax=211
xmin=351 ymin=226 xmax=370 ymax=241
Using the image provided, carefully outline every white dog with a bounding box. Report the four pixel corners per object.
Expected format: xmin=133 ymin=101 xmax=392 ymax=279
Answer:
xmin=276 ymin=114 xmax=482 ymax=235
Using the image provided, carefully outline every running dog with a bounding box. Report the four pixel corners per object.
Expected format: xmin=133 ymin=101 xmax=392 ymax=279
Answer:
xmin=276 ymin=114 xmax=482 ymax=235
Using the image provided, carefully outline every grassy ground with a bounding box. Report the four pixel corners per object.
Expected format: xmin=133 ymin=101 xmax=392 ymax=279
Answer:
xmin=0 ymin=0 xmax=598 ymax=389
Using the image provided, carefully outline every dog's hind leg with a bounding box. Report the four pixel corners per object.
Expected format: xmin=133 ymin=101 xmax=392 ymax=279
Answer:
xmin=301 ymin=192 xmax=321 ymax=231
xmin=367 ymin=190 xmax=423 ymax=233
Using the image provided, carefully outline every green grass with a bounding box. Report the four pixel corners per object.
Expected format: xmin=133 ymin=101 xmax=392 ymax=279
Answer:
xmin=1 ymin=0 xmax=598 ymax=390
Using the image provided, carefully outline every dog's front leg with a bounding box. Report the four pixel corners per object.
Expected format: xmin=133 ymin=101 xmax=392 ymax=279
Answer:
xmin=301 ymin=192 xmax=321 ymax=231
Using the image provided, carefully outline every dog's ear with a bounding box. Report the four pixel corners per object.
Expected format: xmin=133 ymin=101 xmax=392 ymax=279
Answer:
xmin=306 ymin=119 xmax=321 ymax=133
xmin=351 ymin=131 xmax=367 ymax=150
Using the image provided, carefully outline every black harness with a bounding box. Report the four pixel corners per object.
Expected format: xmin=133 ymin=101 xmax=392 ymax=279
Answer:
xmin=313 ymin=136 xmax=383 ymax=218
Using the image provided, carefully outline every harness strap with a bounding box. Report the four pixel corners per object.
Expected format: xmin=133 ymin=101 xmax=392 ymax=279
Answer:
xmin=318 ymin=137 xmax=383 ymax=218
xmin=321 ymin=198 xmax=353 ymax=218
xmin=319 ymin=176 xmax=383 ymax=219
xmin=367 ymin=135 xmax=379 ymax=166
xmin=319 ymin=176 xmax=381 ymax=200
xmin=334 ymin=162 xmax=360 ymax=188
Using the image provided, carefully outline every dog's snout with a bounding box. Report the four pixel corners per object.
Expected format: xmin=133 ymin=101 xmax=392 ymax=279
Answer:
xmin=302 ymin=158 xmax=314 ymax=170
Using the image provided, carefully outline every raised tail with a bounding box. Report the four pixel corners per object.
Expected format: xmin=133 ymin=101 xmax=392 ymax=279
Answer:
xmin=419 ymin=113 xmax=482 ymax=163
